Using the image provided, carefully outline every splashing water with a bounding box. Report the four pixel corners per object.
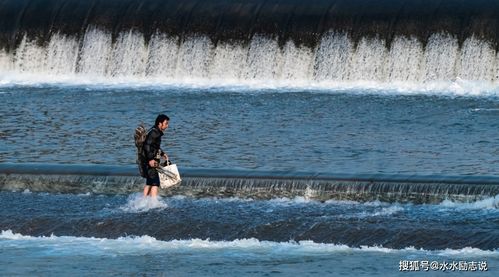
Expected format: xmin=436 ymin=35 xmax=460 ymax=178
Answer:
xmin=439 ymin=195 xmax=499 ymax=210
xmin=119 ymin=193 xmax=168 ymax=213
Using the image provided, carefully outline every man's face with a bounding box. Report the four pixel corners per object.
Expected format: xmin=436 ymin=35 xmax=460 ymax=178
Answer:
xmin=159 ymin=120 xmax=169 ymax=131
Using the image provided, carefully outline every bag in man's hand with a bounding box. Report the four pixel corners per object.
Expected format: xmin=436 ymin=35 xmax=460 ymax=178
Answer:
xmin=157 ymin=161 xmax=181 ymax=189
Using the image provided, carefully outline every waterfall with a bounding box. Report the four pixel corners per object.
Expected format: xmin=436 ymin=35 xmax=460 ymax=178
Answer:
xmin=0 ymin=0 xmax=498 ymax=88
xmin=2 ymin=30 xmax=499 ymax=85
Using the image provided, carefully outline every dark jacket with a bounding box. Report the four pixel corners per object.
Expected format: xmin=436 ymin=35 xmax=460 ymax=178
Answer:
xmin=143 ymin=126 xmax=164 ymax=162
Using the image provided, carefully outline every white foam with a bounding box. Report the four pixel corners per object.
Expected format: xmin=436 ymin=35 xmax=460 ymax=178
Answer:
xmin=0 ymin=72 xmax=498 ymax=97
xmin=268 ymin=197 xmax=395 ymax=207
xmin=269 ymin=196 xmax=313 ymax=204
xmin=119 ymin=193 xmax=168 ymax=213
xmin=439 ymin=195 xmax=499 ymax=210
xmin=324 ymin=199 xmax=361 ymax=205
xmin=330 ymin=204 xmax=404 ymax=219
xmin=437 ymin=247 xmax=499 ymax=257
xmin=363 ymin=205 xmax=404 ymax=217
xmin=360 ymin=200 xmax=392 ymax=207
xmin=471 ymin=108 xmax=499 ymax=112
xmin=1 ymin=230 xmax=497 ymax=257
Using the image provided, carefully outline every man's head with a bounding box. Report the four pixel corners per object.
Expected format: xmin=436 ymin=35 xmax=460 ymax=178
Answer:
xmin=155 ymin=114 xmax=170 ymax=131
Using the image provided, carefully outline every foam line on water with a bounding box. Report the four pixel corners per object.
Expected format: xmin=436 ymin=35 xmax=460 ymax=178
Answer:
xmin=1 ymin=230 xmax=497 ymax=257
xmin=0 ymin=230 xmax=499 ymax=257
xmin=283 ymin=195 xmax=499 ymax=210
xmin=0 ymin=72 xmax=499 ymax=97
xmin=438 ymin=195 xmax=499 ymax=210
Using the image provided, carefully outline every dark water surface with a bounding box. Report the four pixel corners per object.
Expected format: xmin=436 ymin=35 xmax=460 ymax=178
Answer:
xmin=1 ymin=191 xmax=498 ymax=250
xmin=0 ymin=191 xmax=497 ymax=276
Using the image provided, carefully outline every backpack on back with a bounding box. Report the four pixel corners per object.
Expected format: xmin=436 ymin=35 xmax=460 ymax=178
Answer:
xmin=134 ymin=123 xmax=148 ymax=178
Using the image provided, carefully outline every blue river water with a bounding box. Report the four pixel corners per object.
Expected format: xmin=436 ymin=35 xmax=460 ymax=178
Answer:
xmin=0 ymin=191 xmax=498 ymax=276
xmin=1 ymin=85 xmax=498 ymax=176
xmin=1 ymin=83 xmax=498 ymax=276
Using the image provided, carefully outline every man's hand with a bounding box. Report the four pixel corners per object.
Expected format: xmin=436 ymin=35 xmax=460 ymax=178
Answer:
xmin=149 ymin=160 xmax=158 ymax=167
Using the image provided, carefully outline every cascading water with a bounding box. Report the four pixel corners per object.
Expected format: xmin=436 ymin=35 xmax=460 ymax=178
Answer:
xmin=1 ymin=164 xmax=498 ymax=203
xmin=1 ymin=0 xmax=499 ymax=88
xmin=2 ymin=30 xmax=499 ymax=84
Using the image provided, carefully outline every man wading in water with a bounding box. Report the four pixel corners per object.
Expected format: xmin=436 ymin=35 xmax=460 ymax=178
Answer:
xmin=143 ymin=114 xmax=170 ymax=197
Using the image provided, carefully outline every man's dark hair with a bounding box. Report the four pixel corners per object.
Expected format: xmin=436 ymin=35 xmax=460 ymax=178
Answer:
xmin=155 ymin=114 xmax=170 ymax=126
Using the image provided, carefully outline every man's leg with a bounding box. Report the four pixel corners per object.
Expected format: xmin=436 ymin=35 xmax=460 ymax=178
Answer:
xmin=150 ymin=186 xmax=158 ymax=197
xmin=143 ymin=185 xmax=151 ymax=196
